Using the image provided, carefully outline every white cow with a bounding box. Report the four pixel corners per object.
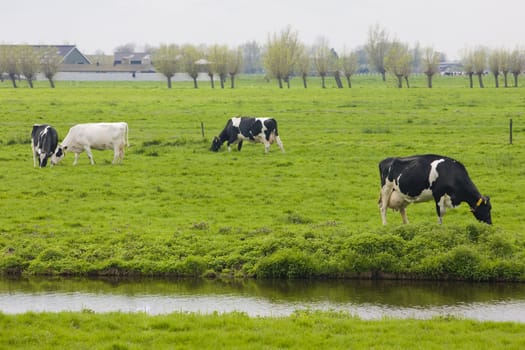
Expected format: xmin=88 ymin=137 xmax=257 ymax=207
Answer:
xmin=53 ymin=122 xmax=129 ymax=165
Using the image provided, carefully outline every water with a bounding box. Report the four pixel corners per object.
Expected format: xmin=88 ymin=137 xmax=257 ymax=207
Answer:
xmin=1 ymin=277 xmax=524 ymax=322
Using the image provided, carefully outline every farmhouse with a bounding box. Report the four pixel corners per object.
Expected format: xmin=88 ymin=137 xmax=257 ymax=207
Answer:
xmin=32 ymin=44 xmax=91 ymax=64
xmin=113 ymin=52 xmax=151 ymax=65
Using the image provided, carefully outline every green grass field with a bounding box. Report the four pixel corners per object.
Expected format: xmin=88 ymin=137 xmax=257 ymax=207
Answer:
xmin=1 ymin=74 xmax=524 ymax=280
xmin=2 ymin=310 xmax=525 ymax=349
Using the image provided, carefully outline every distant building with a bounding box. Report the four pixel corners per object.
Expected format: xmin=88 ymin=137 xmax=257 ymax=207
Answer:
xmin=32 ymin=45 xmax=91 ymax=64
xmin=113 ymin=52 xmax=151 ymax=65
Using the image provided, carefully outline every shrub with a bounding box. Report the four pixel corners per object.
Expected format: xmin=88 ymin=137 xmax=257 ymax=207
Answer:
xmin=256 ymin=248 xmax=314 ymax=279
xmin=442 ymin=246 xmax=482 ymax=280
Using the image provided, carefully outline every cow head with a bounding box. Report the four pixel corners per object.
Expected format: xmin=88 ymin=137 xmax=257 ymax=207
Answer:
xmin=472 ymin=196 xmax=492 ymax=224
xmin=50 ymin=145 xmax=66 ymax=165
xmin=210 ymin=137 xmax=222 ymax=152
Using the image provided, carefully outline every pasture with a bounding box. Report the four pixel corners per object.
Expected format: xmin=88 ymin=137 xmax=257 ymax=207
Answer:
xmin=1 ymin=75 xmax=524 ymax=279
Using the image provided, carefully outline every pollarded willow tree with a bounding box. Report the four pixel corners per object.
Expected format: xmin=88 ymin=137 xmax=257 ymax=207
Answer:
xmin=264 ymin=25 xmax=301 ymax=88
xmin=488 ymin=49 xmax=504 ymax=88
xmin=498 ymin=49 xmax=511 ymax=88
xmin=152 ymin=44 xmax=181 ymax=88
xmin=228 ymin=46 xmax=243 ymax=88
xmin=19 ymin=45 xmax=40 ymax=88
xmin=421 ymin=47 xmax=440 ymax=88
xmin=472 ymin=46 xmax=488 ymax=88
xmin=461 ymin=48 xmax=475 ymax=88
xmin=40 ymin=46 xmax=62 ymax=88
xmin=340 ymin=48 xmax=359 ymax=88
xmin=509 ymin=48 xmax=524 ymax=87
xmin=181 ymin=44 xmax=202 ymax=88
xmin=207 ymin=44 xmax=228 ymax=88
xmin=0 ymin=45 xmax=21 ymax=88
xmin=384 ymin=40 xmax=411 ymax=88
xmin=296 ymin=44 xmax=311 ymax=88
xmin=365 ymin=24 xmax=390 ymax=81
xmin=312 ymin=36 xmax=333 ymax=89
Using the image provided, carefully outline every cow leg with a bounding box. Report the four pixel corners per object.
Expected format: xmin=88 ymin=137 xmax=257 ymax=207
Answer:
xmin=32 ymin=142 xmax=37 ymax=168
xmin=237 ymin=140 xmax=243 ymax=151
xmin=435 ymin=195 xmax=451 ymax=224
xmin=113 ymin=144 xmax=123 ymax=164
xmin=73 ymin=153 xmax=80 ymax=165
xmin=119 ymin=143 xmax=125 ymax=162
xmin=39 ymin=153 xmax=47 ymax=168
xmin=275 ymin=136 xmax=285 ymax=153
xmin=400 ymin=207 xmax=409 ymax=224
xmin=378 ymin=187 xmax=392 ymax=225
xmin=84 ymin=146 xmax=95 ymax=165
xmin=263 ymin=140 xmax=271 ymax=153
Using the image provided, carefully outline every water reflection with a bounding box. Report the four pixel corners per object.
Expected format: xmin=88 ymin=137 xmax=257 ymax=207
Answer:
xmin=1 ymin=277 xmax=524 ymax=321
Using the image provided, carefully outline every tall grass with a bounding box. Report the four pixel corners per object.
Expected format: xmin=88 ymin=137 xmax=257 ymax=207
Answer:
xmin=1 ymin=310 xmax=525 ymax=349
xmin=0 ymin=75 xmax=524 ymax=280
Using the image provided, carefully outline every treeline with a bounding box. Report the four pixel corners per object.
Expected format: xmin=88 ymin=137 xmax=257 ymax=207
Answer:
xmin=2 ymin=25 xmax=525 ymax=89
xmin=0 ymin=45 xmax=61 ymax=88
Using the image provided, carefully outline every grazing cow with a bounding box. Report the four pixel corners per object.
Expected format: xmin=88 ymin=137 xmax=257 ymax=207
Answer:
xmin=378 ymin=154 xmax=491 ymax=225
xmin=52 ymin=122 xmax=129 ymax=165
xmin=31 ymin=124 xmax=59 ymax=168
xmin=210 ymin=117 xmax=284 ymax=153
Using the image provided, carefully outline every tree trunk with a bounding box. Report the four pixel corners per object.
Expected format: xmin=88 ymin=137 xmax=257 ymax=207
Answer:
xmin=477 ymin=73 xmax=484 ymax=88
xmin=426 ymin=73 xmax=433 ymax=88
xmin=404 ymin=76 xmax=410 ymax=88
xmin=396 ymin=75 xmax=402 ymax=88
xmin=46 ymin=74 xmax=55 ymax=88
xmin=220 ymin=74 xmax=226 ymax=88
xmin=193 ymin=77 xmax=198 ymax=89
xmin=167 ymin=76 xmax=172 ymax=89
xmin=493 ymin=72 xmax=499 ymax=88
xmin=381 ymin=70 xmax=386 ymax=82
xmin=9 ymin=74 xmax=17 ymax=88
xmin=209 ymin=73 xmax=215 ymax=88
xmin=230 ymin=74 xmax=235 ymax=89
xmin=512 ymin=72 xmax=519 ymax=87
xmin=468 ymin=73 xmax=474 ymax=88
xmin=503 ymin=72 xmax=508 ymax=88
xmin=321 ymin=74 xmax=326 ymax=88
xmin=27 ymin=78 xmax=34 ymax=88
xmin=345 ymin=75 xmax=352 ymax=88
xmin=334 ymin=71 xmax=343 ymax=88
xmin=302 ymin=75 xmax=307 ymax=88
xmin=277 ymin=77 xmax=283 ymax=89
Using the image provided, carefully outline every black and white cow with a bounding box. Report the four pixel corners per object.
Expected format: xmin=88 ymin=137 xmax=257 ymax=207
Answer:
xmin=378 ymin=154 xmax=492 ymax=225
xmin=31 ymin=124 xmax=59 ymax=168
xmin=210 ymin=117 xmax=285 ymax=153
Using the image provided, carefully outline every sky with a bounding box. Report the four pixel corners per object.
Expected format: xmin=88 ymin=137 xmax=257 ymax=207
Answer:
xmin=2 ymin=0 xmax=524 ymax=60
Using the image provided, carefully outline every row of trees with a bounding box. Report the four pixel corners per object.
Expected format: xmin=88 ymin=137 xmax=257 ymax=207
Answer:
xmin=153 ymin=44 xmax=243 ymax=89
xmin=2 ymin=25 xmax=525 ymax=89
xmin=0 ymin=45 xmax=62 ymax=88
xmin=461 ymin=47 xmax=524 ymax=88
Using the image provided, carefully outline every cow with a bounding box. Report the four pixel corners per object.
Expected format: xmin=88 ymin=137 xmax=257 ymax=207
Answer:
xmin=52 ymin=122 xmax=129 ymax=165
xmin=31 ymin=124 xmax=59 ymax=168
xmin=210 ymin=117 xmax=285 ymax=153
xmin=378 ymin=154 xmax=492 ymax=225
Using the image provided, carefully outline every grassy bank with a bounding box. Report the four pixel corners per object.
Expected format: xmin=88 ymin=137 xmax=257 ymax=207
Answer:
xmin=1 ymin=75 xmax=525 ymax=280
xmin=1 ymin=310 xmax=525 ymax=349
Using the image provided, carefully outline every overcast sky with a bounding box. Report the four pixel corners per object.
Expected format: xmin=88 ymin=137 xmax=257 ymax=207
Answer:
xmin=2 ymin=0 xmax=524 ymax=60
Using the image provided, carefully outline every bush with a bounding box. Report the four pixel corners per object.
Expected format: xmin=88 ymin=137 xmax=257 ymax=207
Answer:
xmin=256 ymin=249 xmax=315 ymax=279
xmin=442 ymin=246 xmax=482 ymax=280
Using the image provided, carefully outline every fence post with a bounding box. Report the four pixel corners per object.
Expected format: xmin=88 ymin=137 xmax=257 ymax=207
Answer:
xmin=201 ymin=122 xmax=205 ymax=138
xmin=509 ymin=119 xmax=513 ymax=145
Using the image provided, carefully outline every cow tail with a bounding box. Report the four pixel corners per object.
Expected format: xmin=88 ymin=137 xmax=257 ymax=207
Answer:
xmin=126 ymin=123 xmax=130 ymax=147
